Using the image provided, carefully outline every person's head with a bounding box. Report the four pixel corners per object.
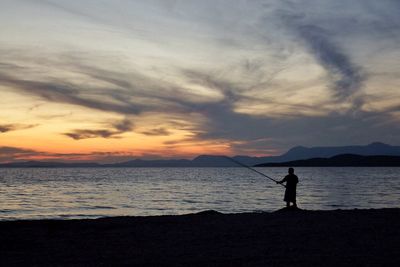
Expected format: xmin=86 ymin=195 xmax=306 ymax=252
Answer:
xmin=288 ymin=167 xmax=294 ymax=174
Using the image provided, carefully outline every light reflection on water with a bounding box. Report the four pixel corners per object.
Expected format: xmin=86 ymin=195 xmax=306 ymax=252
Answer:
xmin=0 ymin=167 xmax=399 ymax=220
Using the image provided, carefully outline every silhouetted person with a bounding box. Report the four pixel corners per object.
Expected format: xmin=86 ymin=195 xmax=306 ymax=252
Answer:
xmin=277 ymin=167 xmax=299 ymax=208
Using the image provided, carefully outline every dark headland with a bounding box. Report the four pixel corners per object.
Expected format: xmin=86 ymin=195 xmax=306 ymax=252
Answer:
xmin=255 ymin=154 xmax=400 ymax=167
xmin=2 ymin=209 xmax=400 ymax=266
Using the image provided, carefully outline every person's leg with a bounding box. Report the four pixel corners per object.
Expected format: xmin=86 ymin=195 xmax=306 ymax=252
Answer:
xmin=293 ymin=200 xmax=297 ymax=208
xmin=286 ymin=201 xmax=290 ymax=208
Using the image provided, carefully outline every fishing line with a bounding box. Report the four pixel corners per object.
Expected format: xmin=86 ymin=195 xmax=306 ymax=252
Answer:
xmin=224 ymin=156 xmax=286 ymax=188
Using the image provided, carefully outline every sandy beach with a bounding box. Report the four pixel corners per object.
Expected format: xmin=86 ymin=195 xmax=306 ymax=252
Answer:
xmin=1 ymin=208 xmax=399 ymax=266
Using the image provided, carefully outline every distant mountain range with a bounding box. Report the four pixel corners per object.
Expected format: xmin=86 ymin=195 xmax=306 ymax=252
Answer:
xmin=231 ymin=142 xmax=400 ymax=166
xmin=1 ymin=142 xmax=400 ymax=168
xmin=255 ymin=154 xmax=400 ymax=167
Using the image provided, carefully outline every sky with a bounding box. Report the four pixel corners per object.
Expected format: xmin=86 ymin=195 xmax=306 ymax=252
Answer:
xmin=0 ymin=0 xmax=399 ymax=163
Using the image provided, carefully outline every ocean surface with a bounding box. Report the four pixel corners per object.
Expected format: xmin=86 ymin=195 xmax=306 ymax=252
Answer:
xmin=0 ymin=167 xmax=399 ymax=220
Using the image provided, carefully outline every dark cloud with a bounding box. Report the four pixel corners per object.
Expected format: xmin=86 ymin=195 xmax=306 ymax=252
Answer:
xmin=140 ymin=128 xmax=172 ymax=136
xmin=295 ymin=24 xmax=365 ymax=100
xmin=0 ymin=146 xmax=44 ymax=162
xmin=0 ymin=124 xmax=18 ymax=133
xmin=64 ymin=119 xmax=134 ymax=140
xmin=172 ymin=68 xmax=399 ymax=154
xmin=275 ymin=7 xmax=365 ymax=102
xmin=0 ymin=72 xmax=144 ymax=115
xmin=113 ymin=119 xmax=134 ymax=132
xmin=0 ymin=146 xmax=38 ymax=154
xmin=0 ymin=146 xmax=137 ymax=163
xmin=0 ymin=57 xmax=227 ymax=118
xmin=167 ymin=64 xmax=399 ymax=154
xmin=271 ymin=0 xmax=400 ymax=105
xmin=0 ymin=123 xmax=37 ymax=133
xmin=193 ymin=107 xmax=399 ymax=155
xmin=64 ymin=129 xmax=120 ymax=140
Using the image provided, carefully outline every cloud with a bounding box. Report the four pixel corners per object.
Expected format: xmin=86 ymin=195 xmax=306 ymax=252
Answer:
xmin=0 ymin=144 xmax=200 ymax=163
xmin=64 ymin=129 xmax=120 ymax=140
xmin=140 ymin=128 xmax=172 ymax=136
xmin=64 ymin=119 xmax=134 ymax=140
xmin=0 ymin=146 xmax=137 ymax=163
xmin=0 ymin=124 xmax=18 ymax=133
xmin=270 ymin=4 xmax=366 ymax=103
xmin=0 ymin=52 xmax=230 ymax=119
xmin=0 ymin=146 xmax=38 ymax=154
xmin=0 ymin=123 xmax=37 ymax=133
xmin=0 ymin=146 xmax=45 ymax=162
xmin=295 ymin=24 xmax=365 ymax=100
xmin=0 ymin=72 xmax=144 ymax=115
xmin=1 ymin=0 xmax=400 ymax=156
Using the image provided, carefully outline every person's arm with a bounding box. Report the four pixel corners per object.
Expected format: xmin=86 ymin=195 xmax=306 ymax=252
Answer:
xmin=276 ymin=176 xmax=287 ymax=184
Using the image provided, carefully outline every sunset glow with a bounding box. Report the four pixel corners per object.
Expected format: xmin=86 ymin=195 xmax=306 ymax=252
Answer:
xmin=1 ymin=0 xmax=399 ymax=162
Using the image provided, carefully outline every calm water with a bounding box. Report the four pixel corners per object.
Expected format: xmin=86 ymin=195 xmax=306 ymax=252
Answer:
xmin=0 ymin=167 xmax=399 ymax=220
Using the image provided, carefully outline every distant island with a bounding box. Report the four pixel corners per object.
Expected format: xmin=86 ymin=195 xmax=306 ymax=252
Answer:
xmin=1 ymin=142 xmax=400 ymax=168
xmin=255 ymin=154 xmax=400 ymax=167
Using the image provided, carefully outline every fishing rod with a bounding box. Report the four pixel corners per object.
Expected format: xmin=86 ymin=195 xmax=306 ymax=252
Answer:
xmin=224 ymin=156 xmax=286 ymax=188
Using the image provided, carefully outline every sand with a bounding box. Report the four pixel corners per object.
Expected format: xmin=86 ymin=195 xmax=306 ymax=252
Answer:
xmin=1 ymin=208 xmax=400 ymax=266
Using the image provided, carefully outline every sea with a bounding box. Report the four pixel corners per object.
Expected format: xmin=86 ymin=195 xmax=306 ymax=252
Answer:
xmin=1 ymin=167 xmax=399 ymax=220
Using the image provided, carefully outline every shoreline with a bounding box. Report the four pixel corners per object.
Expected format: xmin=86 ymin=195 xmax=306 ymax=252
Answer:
xmin=2 ymin=206 xmax=397 ymax=222
xmin=1 ymin=206 xmax=398 ymax=222
xmin=2 ymin=208 xmax=400 ymax=266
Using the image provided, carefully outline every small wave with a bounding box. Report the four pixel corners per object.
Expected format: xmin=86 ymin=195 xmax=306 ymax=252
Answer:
xmin=58 ymin=214 xmax=104 ymax=218
xmin=83 ymin=206 xmax=117 ymax=210
xmin=0 ymin=209 xmax=14 ymax=213
xmin=182 ymin=199 xmax=200 ymax=204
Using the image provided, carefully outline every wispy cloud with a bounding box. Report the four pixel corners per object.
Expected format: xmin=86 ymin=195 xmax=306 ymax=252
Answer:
xmin=0 ymin=146 xmax=46 ymax=162
xmin=140 ymin=128 xmax=171 ymax=136
xmin=0 ymin=72 xmax=144 ymax=115
xmin=0 ymin=146 xmax=138 ymax=163
xmin=295 ymin=24 xmax=365 ymax=100
xmin=0 ymin=123 xmax=37 ymax=133
xmin=64 ymin=119 xmax=134 ymax=140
